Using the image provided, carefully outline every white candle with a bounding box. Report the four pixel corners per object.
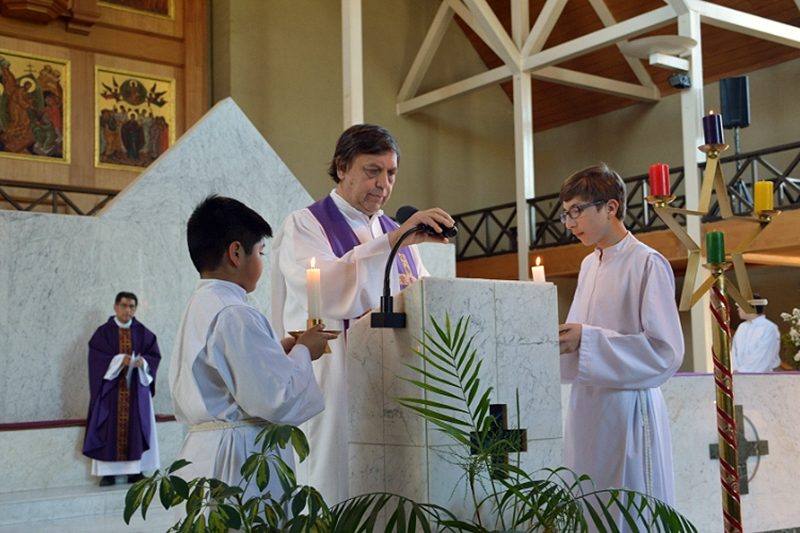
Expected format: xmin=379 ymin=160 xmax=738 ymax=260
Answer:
xmin=530 ymin=256 xmax=546 ymax=283
xmin=306 ymin=257 xmax=322 ymax=320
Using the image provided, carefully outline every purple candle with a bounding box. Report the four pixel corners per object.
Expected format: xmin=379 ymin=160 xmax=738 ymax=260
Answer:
xmin=703 ymin=111 xmax=724 ymax=145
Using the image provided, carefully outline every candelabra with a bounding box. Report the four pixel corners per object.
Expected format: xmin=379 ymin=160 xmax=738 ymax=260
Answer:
xmin=647 ymin=130 xmax=779 ymax=532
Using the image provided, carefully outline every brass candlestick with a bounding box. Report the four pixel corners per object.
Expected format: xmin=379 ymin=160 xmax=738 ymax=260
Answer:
xmin=704 ymin=262 xmax=742 ymax=533
xmin=287 ymin=318 xmax=339 ymax=354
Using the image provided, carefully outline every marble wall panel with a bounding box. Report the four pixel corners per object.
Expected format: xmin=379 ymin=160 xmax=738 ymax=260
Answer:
xmin=1 ymin=99 xmax=316 ymax=423
xmin=383 ymin=444 xmax=428 ymax=502
xmin=348 ymin=443 xmax=385 ymax=498
xmin=382 ymin=325 xmax=427 ymax=448
xmin=493 ymin=280 xmax=561 ymax=442
xmin=1 ymin=97 xmax=459 ymax=424
xmin=0 ymin=421 xmax=185 ymax=493
xmin=417 ymin=278 xmax=498 ymax=448
xmin=347 ymin=317 xmax=386 ymax=445
xmin=346 ymin=277 xmax=563 ymax=522
xmin=662 ymin=373 xmax=800 ymax=532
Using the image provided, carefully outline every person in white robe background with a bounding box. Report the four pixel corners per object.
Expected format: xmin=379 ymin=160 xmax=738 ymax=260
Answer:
xmin=271 ymin=124 xmax=455 ymax=505
xmin=557 ymin=163 xmax=684 ymax=526
xmin=732 ymin=294 xmax=780 ymax=372
xmin=169 ymin=195 xmax=337 ymax=503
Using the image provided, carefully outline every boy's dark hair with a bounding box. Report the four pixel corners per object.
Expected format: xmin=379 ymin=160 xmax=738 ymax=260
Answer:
xmin=559 ymin=162 xmax=627 ymax=220
xmin=327 ymin=124 xmax=400 ymax=183
xmin=187 ymin=195 xmax=272 ymax=273
xmin=115 ymin=291 xmax=138 ymax=306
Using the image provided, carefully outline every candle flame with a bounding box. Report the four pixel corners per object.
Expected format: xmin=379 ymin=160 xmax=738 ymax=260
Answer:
xmin=310 ymin=257 xmax=316 ymax=268
xmin=708 ymin=109 xmax=715 ymax=115
xmin=535 ymin=256 xmax=542 ymax=266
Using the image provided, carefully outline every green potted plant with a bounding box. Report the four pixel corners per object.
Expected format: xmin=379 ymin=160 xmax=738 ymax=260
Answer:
xmin=125 ymin=314 xmax=696 ymax=532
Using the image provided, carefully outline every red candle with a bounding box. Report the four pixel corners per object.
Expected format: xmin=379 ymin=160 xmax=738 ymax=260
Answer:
xmin=649 ymin=163 xmax=670 ymax=196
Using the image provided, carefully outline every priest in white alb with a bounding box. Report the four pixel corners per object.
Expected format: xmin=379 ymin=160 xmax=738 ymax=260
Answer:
xmin=271 ymin=124 xmax=454 ymax=505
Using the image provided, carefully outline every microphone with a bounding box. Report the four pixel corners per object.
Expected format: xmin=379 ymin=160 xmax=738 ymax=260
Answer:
xmin=371 ymin=206 xmax=457 ymax=329
xmin=395 ymin=205 xmax=458 ymax=238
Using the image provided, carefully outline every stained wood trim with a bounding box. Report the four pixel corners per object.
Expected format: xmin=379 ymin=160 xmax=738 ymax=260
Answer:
xmin=0 ymin=415 xmax=177 ymax=431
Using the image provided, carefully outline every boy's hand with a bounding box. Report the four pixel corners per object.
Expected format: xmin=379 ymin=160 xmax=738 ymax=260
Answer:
xmin=297 ymin=324 xmax=339 ymax=361
xmin=558 ymin=323 xmax=582 ymax=354
xmin=280 ymin=336 xmax=297 ymax=354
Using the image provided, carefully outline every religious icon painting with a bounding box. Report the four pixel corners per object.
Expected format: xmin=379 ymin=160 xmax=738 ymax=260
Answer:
xmin=0 ymin=49 xmax=70 ymax=164
xmin=95 ymin=67 xmax=176 ymax=170
xmin=99 ymin=0 xmax=174 ymax=19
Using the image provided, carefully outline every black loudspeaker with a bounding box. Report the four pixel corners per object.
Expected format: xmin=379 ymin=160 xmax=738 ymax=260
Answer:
xmin=720 ymin=76 xmax=750 ymax=129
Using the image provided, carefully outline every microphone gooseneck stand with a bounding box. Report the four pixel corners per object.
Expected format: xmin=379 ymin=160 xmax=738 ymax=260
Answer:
xmin=370 ymin=225 xmax=423 ymax=329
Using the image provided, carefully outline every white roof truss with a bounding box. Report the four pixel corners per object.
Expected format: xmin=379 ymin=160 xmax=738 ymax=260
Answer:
xmin=396 ymin=0 xmax=800 ymax=116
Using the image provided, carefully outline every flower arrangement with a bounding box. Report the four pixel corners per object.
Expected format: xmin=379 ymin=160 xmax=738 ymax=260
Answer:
xmin=780 ymin=307 xmax=800 ymax=369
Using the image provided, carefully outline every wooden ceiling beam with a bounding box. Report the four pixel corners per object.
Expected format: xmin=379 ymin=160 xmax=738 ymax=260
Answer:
xmin=534 ymin=66 xmax=660 ymax=101
xmin=523 ymin=5 xmax=674 ymax=71
xmin=463 ymin=0 xmax=521 ymax=68
xmin=521 ymin=0 xmax=568 ymax=56
xmin=397 ymin=64 xmax=512 ymax=115
xmin=397 ymin=1 xmax=453 ymax=101
xmin=447 ymin=0 xmax=509 ymax=67
xmin=663 ymin=0 xmax=691 ymax=17
xmin=690 ymin=0 xmax=800 ymax=49
xmin=511 ymin=0 xmax=528 ymax=48
xmin=586 ymin=0 xmax=657 ymax=88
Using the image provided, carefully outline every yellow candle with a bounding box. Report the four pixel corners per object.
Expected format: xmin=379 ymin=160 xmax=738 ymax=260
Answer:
xmin=306 ymin=257 xmax=322 ymax=320
xmin=530 ymin=256 xmax=546 ymax=283
xmin=754 ymin=181 xmax=773 ymax=212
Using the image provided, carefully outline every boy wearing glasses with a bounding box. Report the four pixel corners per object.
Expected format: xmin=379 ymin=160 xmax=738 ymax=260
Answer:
xmin=557 ymin=163 xmax=684 ymax=511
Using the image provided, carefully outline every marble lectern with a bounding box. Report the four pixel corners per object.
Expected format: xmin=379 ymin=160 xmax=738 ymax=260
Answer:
xmin=343 ymin=277 xmax=562 ymax=517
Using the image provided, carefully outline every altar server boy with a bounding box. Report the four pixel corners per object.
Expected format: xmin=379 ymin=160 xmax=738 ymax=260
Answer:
xmin=169 ymin=195 xmax=337 ymax=501
xmin=557 ymin=164 xmax=684 ymax=516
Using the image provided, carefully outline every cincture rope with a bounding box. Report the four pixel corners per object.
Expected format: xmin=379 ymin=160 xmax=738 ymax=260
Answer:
xmin=189 ymin=418 xmax=268 ymax=433
xmin=638 ymin=389 xmax=654 ymax=497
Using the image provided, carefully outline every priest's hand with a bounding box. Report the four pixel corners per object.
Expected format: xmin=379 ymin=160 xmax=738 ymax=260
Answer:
xmin=297 ymin=324 xmax=339 ymax=361
xmin=122 ymin=354 xmax=132 ymax=367
xmin=388 ymin=207 xmax=455 ymax=247
xmin=280 ymin=336 xmax=297 ymax=354
xmin=558 ymin=323 xmax=582 ymax=354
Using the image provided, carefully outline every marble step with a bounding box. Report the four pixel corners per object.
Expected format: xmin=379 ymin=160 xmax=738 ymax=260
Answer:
xmin=0 ymin=483 xmax=173 ymax=530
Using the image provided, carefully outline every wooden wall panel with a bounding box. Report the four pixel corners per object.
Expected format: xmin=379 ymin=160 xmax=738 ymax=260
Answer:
xmin=0 ymin=0 xmax=207 ymax=196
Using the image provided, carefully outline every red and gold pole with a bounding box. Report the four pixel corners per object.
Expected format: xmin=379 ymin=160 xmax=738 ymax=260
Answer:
xmin=707 ymin=263 xmax=742 ymax=533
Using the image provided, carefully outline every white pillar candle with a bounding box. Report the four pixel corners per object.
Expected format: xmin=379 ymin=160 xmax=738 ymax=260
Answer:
xmin=530 ymin=256 xmax=546 ymax=283
xmin=306 ymin=257 xmax=322 ymax=320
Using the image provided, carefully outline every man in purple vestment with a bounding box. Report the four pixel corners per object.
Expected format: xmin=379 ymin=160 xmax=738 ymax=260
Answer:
xmin=271 ymin=123 xmax=455 ymax=504
xmin=82 ymin=291 xmax=161 ymax=486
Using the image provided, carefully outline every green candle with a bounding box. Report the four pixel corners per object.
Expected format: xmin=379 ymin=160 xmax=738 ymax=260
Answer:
xmin=706 ymin=231 xmax=725 ymax=264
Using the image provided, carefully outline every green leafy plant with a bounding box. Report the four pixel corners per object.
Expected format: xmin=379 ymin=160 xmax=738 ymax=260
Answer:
xmin=125 ymin=313 xmax=697 ymax=532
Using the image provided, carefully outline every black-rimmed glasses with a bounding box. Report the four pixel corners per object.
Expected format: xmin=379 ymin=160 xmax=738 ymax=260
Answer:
xmin=559 ymin=200 xmax=606 ymax=224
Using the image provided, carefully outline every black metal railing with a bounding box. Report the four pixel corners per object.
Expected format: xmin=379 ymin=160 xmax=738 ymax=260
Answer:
xmin=453 ymin=141 xmax=800 ymax=260
xmin=0 ymin=179 xmax=118 ymax=215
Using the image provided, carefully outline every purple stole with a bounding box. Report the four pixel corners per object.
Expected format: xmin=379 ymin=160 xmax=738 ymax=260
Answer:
xmin=307 ymin=196 xmax=420 ymax=328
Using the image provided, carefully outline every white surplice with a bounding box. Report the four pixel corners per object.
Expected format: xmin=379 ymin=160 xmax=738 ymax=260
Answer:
xmin=562 ymin=232 xmax=684 ymax=517
xmin=732 ymin=315 xmax=780 ymax=372
xmin=169 ymin=279 xmax=324 ymax=502
xmin=271 ymin=191 xmax=427 ymax=505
